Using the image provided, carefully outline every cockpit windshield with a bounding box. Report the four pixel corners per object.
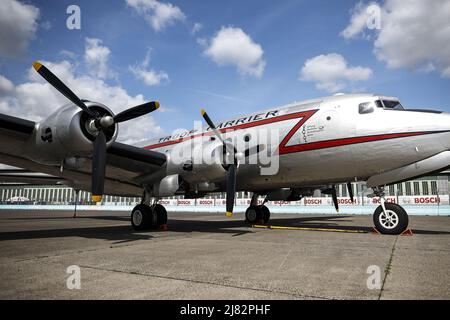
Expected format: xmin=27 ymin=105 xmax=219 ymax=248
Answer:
xmin=376 ymin=100 xmax=404 ymax=110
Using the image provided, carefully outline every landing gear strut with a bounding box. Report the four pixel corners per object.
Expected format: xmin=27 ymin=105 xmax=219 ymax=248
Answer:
xmin=245 ymin=193 xmax=271 ymax=224
xmin=131 ymin=192 xmax=167 ymax=231
xmin=371 ymin=187 xmax=409 ymax=235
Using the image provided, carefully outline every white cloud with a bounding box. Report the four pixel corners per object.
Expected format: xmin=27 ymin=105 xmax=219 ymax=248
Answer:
xmin=84 ymin=38 xmax=114 ymax=79
xmin=203 ymin=27 xmax=266 ymax=78
xmin=341 ymin=0 xmax=450 ymax=78
xmin=0 ymin=0 xmax=40 ymax=58
xmin=340 ymin=2 xmax=377 ymax=39
xmin=129 ymin=50 xmax=169 ymax=86
xmin=299 ymin=53 xmax=373 ymax=93
xmin=0 ymin=42 xmax=163 ymax=144
xmin=191 ymin=22 xmax=203 ymax=34
xmin=0 ymin=74 xmax=14 ymax=96
xmin=60 ymin=49 xmax=77 ymax=60
xmin=126 ymin=0 xmax=185 ymax=32
xmin=196 ymin=37 xmax=207 ymax=47
xmin=40 ymin=20 xmax=52 ymax=31
xmin=130 ymin=68 xmax=169 ymax=86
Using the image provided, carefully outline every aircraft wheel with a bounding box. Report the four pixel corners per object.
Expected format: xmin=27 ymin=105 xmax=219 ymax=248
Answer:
xmin=373 ymin=203 xmax=409 ymax=235
xmin=259 ymin=205 xmax=271 ymax=223
xmin=245 ymin=205 xmax=262 ymax=223
xmin=152 ymin=204 xmax=167 ymax=228
xmin=131 ymin=204 xmax=153 ymax=230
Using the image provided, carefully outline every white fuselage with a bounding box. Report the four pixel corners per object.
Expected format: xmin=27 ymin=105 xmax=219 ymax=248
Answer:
xmin=140 ymin=94 xmax=450 ymax=192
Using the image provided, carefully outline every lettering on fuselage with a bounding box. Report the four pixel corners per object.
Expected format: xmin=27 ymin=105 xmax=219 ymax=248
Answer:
xmin=157 ymin=110 xmax=279 ymax=143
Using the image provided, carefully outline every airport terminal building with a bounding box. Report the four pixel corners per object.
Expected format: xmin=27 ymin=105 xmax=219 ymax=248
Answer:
xmin=1 ymin=171 xmax=449 ymax=206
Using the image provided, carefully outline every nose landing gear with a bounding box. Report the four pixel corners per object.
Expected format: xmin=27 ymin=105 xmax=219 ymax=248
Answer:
xmin=371 ymin=187 xmax=409 ymax=235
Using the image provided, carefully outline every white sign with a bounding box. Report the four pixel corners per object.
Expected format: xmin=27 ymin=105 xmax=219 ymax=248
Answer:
xmin=177 ymin=199 xmax=196 ymax=206
xmin=155 ymin=196 xmax=449 ymax=207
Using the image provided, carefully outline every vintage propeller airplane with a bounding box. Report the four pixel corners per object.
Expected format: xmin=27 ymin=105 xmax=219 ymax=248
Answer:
xmin=1 ymin=62 xmax=450 ymax=235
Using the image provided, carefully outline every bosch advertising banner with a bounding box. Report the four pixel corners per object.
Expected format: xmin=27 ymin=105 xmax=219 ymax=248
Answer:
xmin=160 ymin=195 xmax=449 ymax=207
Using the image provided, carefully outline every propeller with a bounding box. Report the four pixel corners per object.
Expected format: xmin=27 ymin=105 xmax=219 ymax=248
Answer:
xmin=32 ymin=61 xmax=160 ymax=202
xmin=347 ymin=182 xmax=354 ymax=203
xmin=200 ymin=108 xmax=264 ymax=217
xmin=200 ymin=109 xmax=233 ymax=154
xmin=323 ymin=186 xmax=339 ymax=212
xmin=91 ymin=130 xmax=106 ymax=202
xmin=33 ymin=62 xmax=95 ymax=117
xmin=113 ymin=102 xmax=159 ymax=123
xmin=331 ymin=185 xmax=339 ymax=212
xmin=225 ymin=163 xmax=236 ymax=217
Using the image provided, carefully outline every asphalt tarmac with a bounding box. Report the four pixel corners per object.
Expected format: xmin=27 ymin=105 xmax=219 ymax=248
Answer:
xmin=0 ymin=210 xmax=449 ymax=299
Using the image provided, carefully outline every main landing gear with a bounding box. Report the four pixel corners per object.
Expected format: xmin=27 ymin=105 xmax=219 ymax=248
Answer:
xmin=131 ymin=192 xmax=167 ymax=230
xmin=371 ymin=187 xmax=409 ymax=235
xmin=245 ymin=194 xmax=271 ymax=224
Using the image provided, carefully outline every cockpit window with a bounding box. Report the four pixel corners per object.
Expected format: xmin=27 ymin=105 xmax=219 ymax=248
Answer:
xmin=359 ymin=102 xmax=374 ymax=114
xmin=376 ymin=100 xmax=404 ymax=110
xmin=375 ymin=100 xmax=383 ymax=109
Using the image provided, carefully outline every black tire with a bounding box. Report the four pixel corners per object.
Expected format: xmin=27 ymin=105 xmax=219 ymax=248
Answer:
xmin=153 ymin=204 xmax=168 ymax=227
xmin=259 ymin=205 xmax=271 ymax=224
xmin=131 ymin=204 xmax=153 ymax=231
xmin=245 ymin=205 xmax=262 ymax=223
xmin=373 ymin=203 xmax=409 ymax=235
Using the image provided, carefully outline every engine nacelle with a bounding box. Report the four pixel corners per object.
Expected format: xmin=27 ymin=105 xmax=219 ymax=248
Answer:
xmin=166 ymin=139 xmax=228 ymax=184
xmin=26 ymin=102 xmax=118 ymax=165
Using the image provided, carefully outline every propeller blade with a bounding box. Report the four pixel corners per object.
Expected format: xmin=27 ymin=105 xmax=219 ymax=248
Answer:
xmin=347 ymin=182 xmax=354 ymax=203
xmin=200 ymin=108 xmax=218 ymax=131
xmin=113 ymin=101 xmax=160 ymax=123
xmin=200 ymin=108 xmax=229 ymax=147
xmin=32 ymin=61 xmax=94 ymax=116
xmin=331 ymin=185 xmax=339 ymax=212
xmin=91 ymin=130 xmax=107 ymax=203
xmin=225 ymin=163 xmax=237 ymax=217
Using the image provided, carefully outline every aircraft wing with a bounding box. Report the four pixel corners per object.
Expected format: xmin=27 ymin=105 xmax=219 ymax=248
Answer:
xmin=0 ymin=169 xmax=64 ymax=185
xmin=0 ymin=113 xmax=167 ymax=196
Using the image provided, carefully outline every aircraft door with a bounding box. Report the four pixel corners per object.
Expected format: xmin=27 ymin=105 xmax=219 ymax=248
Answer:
xmin=316 ymin=106 xmax=342 ymax=142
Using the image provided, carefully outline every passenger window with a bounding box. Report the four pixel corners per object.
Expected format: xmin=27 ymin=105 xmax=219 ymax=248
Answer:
xmin=359 ymin=102 xmax=374 ymax=114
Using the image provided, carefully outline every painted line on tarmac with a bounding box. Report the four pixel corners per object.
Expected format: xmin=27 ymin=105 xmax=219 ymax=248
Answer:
xmin=252 ymin=224 xmax=368 ymax=234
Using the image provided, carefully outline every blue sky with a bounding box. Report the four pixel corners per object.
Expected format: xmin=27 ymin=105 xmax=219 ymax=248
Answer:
xmin=1 ymin=0 xmax=450 ymax=141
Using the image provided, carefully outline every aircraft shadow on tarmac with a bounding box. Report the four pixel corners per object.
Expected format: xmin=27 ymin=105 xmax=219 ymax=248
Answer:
xmin=0 ymin=215 xmax=448 ymax=244
xmin=0 ymin=224 xmax=154 ymax=244
xmin=85 ymin=214 xmax=450 ymax=235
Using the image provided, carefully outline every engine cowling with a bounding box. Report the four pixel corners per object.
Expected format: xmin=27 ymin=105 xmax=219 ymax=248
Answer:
xmin=166 ymin=139 xmax=228 ymax=184
xmin=26 ymin=101 xmax=118 ymax=165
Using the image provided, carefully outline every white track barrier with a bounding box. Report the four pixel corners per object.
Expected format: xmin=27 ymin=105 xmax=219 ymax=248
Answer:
xmin=1 ymin=196 xmax=450 ymax=215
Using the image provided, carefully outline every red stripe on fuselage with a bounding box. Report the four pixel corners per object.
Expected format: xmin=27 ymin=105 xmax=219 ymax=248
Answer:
xmin=143 ymin=109 xmax=446 ymax=154
xmin=144 ymin=109 xmax=319 ymax=150
xmin=278 ymin=131 xmax=441 ymax=155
